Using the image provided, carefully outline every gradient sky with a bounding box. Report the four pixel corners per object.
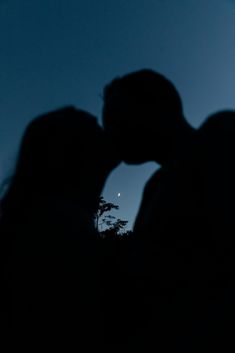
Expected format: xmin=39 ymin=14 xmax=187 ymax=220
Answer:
xmin=1 ymin=0 xmax=235 ymax=229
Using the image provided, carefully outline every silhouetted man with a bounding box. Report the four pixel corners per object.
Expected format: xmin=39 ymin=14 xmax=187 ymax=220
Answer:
xmin=102 ymin=69 xmax=235 ymax=352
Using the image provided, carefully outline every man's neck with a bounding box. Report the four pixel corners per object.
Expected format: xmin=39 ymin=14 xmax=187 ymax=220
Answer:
xmin=159 ymin=123 xmax=198 ymax=166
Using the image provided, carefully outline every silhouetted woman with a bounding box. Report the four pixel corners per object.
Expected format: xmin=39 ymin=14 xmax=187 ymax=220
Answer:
xmin=1 ymin=107 xmax=119 ymax=350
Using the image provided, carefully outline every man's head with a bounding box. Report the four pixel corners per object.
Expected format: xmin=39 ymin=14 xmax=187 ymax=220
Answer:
xmin=102 ymin=69 xmax=189 ymax=165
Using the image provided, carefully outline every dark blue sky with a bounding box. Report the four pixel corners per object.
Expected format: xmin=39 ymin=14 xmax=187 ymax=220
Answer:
xmin=1 ymin=0 xmax=235 ymax=229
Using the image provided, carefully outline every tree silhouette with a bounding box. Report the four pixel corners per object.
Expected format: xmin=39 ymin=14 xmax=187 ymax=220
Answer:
xmin=94 ymin=196 xmax=119 ymax=230
xmin=94 ymin=196 xmax=131 ymax=237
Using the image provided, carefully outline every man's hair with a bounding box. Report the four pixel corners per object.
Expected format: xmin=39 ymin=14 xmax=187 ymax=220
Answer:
xmin=102 ymin=69 xmax=183 ymax=127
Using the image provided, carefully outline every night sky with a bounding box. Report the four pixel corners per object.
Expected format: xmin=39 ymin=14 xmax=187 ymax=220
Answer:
xmin=1 ymin=0 xmax=235 ymax=229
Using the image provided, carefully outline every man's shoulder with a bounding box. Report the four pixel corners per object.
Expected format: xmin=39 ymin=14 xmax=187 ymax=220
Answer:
xmin=199 ymin=110 xmax=235 ymax=140
xmin=197 ymin=110 xmax=235 ymax=206
xmin=198 ymin=110 xmax=235 ymax=163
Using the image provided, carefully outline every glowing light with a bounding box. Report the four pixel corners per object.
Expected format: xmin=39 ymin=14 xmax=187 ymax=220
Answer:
xmin=117 ymin=193 xmax=121 ymax=197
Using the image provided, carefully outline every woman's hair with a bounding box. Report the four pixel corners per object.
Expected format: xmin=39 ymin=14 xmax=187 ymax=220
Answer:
xmin=0 ymin=106 xmax=103 ymax=221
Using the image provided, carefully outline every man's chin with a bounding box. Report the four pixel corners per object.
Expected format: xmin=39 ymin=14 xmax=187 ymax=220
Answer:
xmin=123 ymin=156 xmax=149 ymax=165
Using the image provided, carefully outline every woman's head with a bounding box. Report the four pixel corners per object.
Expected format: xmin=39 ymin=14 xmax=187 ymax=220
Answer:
xmin=1 ymin=107 xmax=117 ymax=217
